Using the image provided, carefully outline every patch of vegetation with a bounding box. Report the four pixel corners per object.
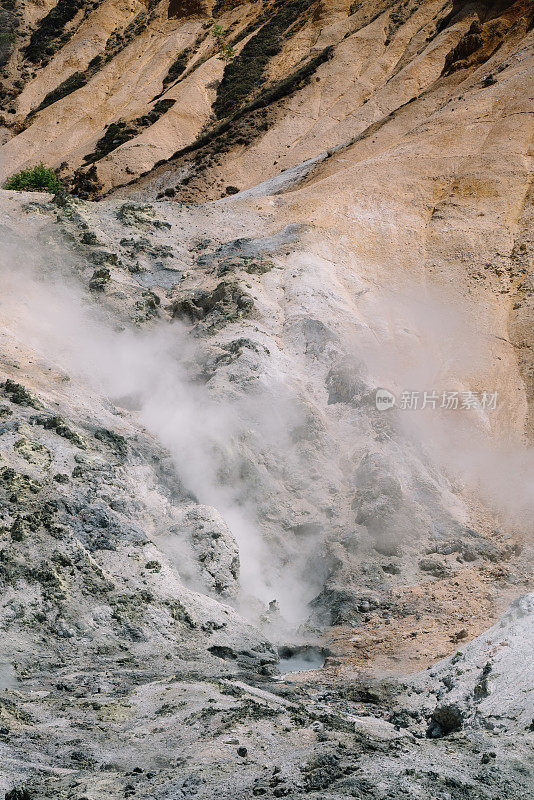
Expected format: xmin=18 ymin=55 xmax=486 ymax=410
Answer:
xmin=155 ymin=28 xmax=211 ymax=98
xmin=119 ymin=237 xmax=173 ymax=259
xmin=2 ymin=380 xmax=40 ymax=408
xmin=94 ymin=428 xmax=127 ymax=458
xmin=251 ymin=44 xmax=333 ymax=109
xmin=90 ymin=251 xmax=119 ymax=269
xmin=111 ymin=591 xmax=150 ymax=624
xmin=211 ymin=24 xmax=236 ymax=63
xmin=186 ymin=698 xmax=281 ymax=732
xmin=38 ymin=415 xmax=86 ymax=449
xmin=212 ymin=0 xmax=232 ymax=14
xmin=302 ymin=752 xmax=343 ymax=792
xmin=171 ymin=281 xmax=253 ymax=326
xmin=35 ymin=71 xmax=88 ymax=113
xmin=165 ymin=599 xmax=197 ymax=629
xmin=10 ymin=501 xmax=58 ymax=542
xmin=14 ymin=438 xmax=52 ymax=469
xmin=0 ymin=697 xmax=33 ymax=725
xmin=10 ymin=516 xmax=27 ymax=542
xmin=385 ymin=2 xmax=419 ymax=46
xmin=3 ymin=163 xmax=63 ymax=193
xmin=26 ymin=0 xmax=161 ymax=115
xmin=81 ymin=230 xmax=102 ymax=246
xmin=89 ymin=267 xmax=110 ymax=291
xmin=155 ymin=702 xmax=177 ymax=716
xmin=167 ymin=0 xmax=204 ymax=17
xmin=162 ymin=49 xmax=192 ymax=89
xmin=24 ymin=0 xmax=99 ymax=64
xmin=0 ymin=29 xmax=16 ymax=46
xmin=5 ymin=787 xmax=32 ymax=800
xmin=116 ymin=202 xmax=170 ymax=229
xmin=442 ymin=20 xmax=484 ymax=75
xmin=71 ymin=164 xmax=102 ymax=199
xmin=473 ymin=662 xmax=492 ymax=699
xmin=0 ymin=466 xmax=42 ymax=501
xmin=218 ymin=682 xmax=244 ymax=697
xmin=82 ymin=99 xmax=176 ymax=165
xmin=213 ymin=0 xmax=316 ymax=118
xmin=244 ymin=258 xmax=275 ymax=274
xmin=135 ymin=290 xmax=161 ymax=321
xmin=0 ymin=5 xmax=19 ymax=69
xmin=163 ymin=44 xmax=332 ymax=176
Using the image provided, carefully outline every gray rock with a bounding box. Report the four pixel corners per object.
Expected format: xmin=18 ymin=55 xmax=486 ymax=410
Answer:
xmin=174 ymin=505 xmax=240 ymax=597
xmin=427 ymin=703 xmax=464 ymax=737
xmin=418 ymin=558 xmax=451 ymax=578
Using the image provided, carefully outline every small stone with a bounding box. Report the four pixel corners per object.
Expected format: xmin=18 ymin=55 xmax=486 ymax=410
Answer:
xmin=237 ymin=746 xmax=248 ymax=757
xmin=419 ymin=558 xmax=450 ymax=578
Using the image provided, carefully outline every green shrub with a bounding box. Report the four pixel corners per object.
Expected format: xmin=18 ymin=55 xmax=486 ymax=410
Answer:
xmin=211 ymin=24 xmax=236 ymax=63
xmin=218 ymin=43 xmax=236 ymax=63
xmin=3 ymin=162 xmax=63 ymax=193
xmin=213 ymin=0 xmax=315 ymax=118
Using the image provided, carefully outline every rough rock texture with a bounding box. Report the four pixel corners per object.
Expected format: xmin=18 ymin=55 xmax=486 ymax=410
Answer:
xmin=0 ymin=179 xmax=531 ymax=797
xmin=0 ymin=0 xmax=533 ymax=797
xmin=172 ymin=505 xmax=241 ymax=596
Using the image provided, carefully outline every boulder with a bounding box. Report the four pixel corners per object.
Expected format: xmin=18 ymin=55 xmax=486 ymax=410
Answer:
xmin=175 ymin=505 xmax=240 ymax=597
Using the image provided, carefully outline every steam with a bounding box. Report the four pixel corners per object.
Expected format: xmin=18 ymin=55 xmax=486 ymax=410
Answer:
xmin=0 ymin=220 xmax=531 ymax=647
xmin=352 ymin=284 xmax=534 ymax=528
xmin=0 ymin=225 xmax=281 ymax=612
xmin=0 ymin=225 xmax=334 ymax=631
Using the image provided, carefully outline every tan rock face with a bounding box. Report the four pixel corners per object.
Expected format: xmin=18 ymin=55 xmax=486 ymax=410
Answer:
xmin=1 ymin=0 xmax=530 ymax=198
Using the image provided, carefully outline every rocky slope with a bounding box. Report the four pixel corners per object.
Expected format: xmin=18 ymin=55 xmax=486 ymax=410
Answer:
xmin=0 ymin=1 xmax=532 ymax=199
xmin=0 ymin=0 xmax=533 ymax=798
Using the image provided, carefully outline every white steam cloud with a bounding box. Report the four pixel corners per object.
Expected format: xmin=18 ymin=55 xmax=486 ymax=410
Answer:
xmin=0 ymin=221 xmax=531 ymax=644
xmin=0 ymin=225 xmax=283 ymax=615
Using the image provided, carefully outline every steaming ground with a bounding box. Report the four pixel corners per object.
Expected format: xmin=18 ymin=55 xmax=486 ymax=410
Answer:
xmin=0 ymin=187 xmax=532 ymax=798
xmin=1 ymin=186 xmax=532 ymax=640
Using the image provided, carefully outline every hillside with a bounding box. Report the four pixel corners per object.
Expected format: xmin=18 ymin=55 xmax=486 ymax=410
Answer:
xmin=0 ymin=1 xmax=533 ymax=798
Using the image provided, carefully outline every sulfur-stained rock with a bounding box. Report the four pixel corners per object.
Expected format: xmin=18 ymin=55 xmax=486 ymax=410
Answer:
xmin=0 ymin=1 xmax=532 ymax=794
xmin=13 ymin=437 xmax=51 ymax=469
